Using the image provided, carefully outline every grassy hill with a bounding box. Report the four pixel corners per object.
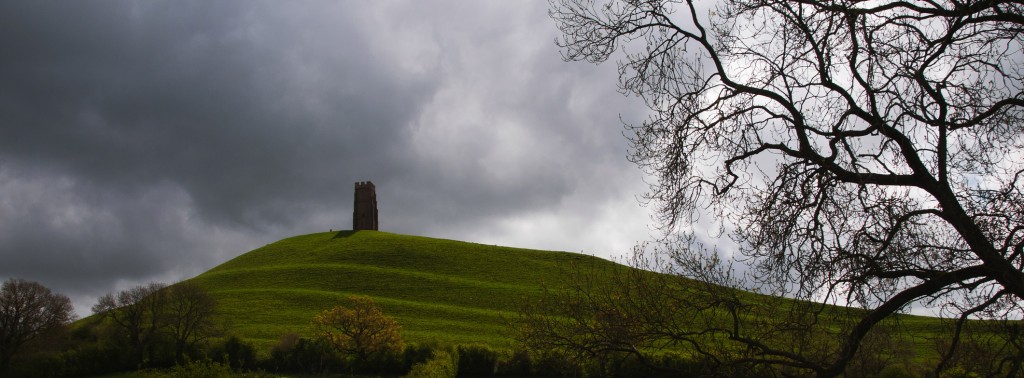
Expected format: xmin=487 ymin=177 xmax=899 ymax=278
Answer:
xmin=132 ymin=229 xmax=1004 ymax=374
xmin=188 ymin=230 xmax=624 ymax=349
xmin=62 ymin=229 xmax=1012 ymax=376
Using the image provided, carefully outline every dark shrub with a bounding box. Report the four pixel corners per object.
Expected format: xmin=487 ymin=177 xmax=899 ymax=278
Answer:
xmin=211 ymin=336 xmax=256 ymax=370
xmin=495 ymin=349 xmax=532 ymax=377
xmin=530 ymin=352 xmax=581 ymax=378
xmin=404 ymin=343 xmax=439 ymax=372
xmin=8 ymin=341 xmax=138 ymax=378
xmin=268 ymin=336 xmax=339 ymax=375
xmin=267 ymin=333 xmax=299 ymax=373
xmin=457 ymin=344 xmax=498 ymax=376
xmin=356 ymin=348 xmax=406 ymax=376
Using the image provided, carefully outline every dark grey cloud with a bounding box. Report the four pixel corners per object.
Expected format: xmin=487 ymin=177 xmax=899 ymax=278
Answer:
xmin=1 ymin=2 xmax=430 ymax=226
xmin=0 ymin=1 xmax=653 ymax=315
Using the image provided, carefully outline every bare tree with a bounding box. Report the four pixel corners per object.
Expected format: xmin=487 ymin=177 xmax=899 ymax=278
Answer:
xmin=165 ymin=282 xmax=217 ymax=363
xmin=92 ymin=282 xmax=167 ymax=367
xmin=515 ymin=256 xmax=703 ymax=376
xmin=0 ymin=278 xmax=75 ymax=375
xmin=550 ymin=0 xmax=1024 ymax=376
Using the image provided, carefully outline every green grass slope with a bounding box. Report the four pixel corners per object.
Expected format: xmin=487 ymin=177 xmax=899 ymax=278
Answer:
xmin=189 ymin=230 xmax=620 ymax=349
xmin=187 ymin=229 xmax=968 ymax=368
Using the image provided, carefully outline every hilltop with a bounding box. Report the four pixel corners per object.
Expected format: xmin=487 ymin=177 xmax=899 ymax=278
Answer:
xmin=188 ymin=230 xmax=624 ymax=348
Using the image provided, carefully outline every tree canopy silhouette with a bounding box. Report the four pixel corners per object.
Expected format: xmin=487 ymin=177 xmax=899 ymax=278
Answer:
xmin=549 ymin=0 xmax=1024 ymax=376
xmin=0 ymin=278 xmax=74 ymax=375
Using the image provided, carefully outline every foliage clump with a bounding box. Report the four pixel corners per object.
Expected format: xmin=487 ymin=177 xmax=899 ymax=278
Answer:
xmin=405 ymin=349 xmax=458 ymax=378
xmin=0 ymin=278 xmax=75 ymax=376
xmin=312 ymin=295 xmax=405 ymax=366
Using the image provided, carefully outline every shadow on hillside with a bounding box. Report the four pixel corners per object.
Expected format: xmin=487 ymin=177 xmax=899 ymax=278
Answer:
xmin=333 ymin=230 xmax=360 ymax=239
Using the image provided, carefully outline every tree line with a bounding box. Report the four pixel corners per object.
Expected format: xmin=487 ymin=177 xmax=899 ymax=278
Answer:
xmin=1 ymin=275 xmax=740 ymax=377
xmin=0 ymin=278 xmax=221 ymax=377
xmin=4 ymin=277 xmax=647 ymax=377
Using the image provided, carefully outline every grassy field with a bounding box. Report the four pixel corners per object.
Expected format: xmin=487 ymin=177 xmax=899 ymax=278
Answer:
xmin=188 ymin=230 xmax=623 ymax=349
xmin=178 ymin=229 xmax=998 ymax=372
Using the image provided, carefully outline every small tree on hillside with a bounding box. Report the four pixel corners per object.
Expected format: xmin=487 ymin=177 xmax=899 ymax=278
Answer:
xmin=515 ymin=259 xmax=663 ymax=376
xmin=92 ymin=282 xmax=168 ymax=367
xmin=93 ymin=281 xmax=218 ymax=368
xmin=165 ymin=282 xmax=217 ymax=363
xmin=0 ymin=278 xmax=75 ymax=375
xmin=312 ymin=296 xmax=404 ymax=363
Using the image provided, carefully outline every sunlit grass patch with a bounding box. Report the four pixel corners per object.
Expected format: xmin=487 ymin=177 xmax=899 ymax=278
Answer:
xmin=189 ymin=231 xmax=611 ymax=349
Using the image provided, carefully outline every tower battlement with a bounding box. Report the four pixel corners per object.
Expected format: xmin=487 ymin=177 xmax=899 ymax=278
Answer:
xmin=353 ymin=181 xmax=379 ymax=230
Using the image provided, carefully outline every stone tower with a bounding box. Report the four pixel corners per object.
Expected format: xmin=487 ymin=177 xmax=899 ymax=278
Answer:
xmin=353 ymin=181 xmax=379 ymax=230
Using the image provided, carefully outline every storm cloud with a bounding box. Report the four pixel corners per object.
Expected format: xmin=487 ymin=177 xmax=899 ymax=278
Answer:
xmin=0 ymin=1 xmax=654 ymax=315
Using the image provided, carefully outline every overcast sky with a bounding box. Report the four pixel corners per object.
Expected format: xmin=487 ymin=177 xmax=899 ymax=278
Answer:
xmin=0 ymin=1 xmax=657 ymax=316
